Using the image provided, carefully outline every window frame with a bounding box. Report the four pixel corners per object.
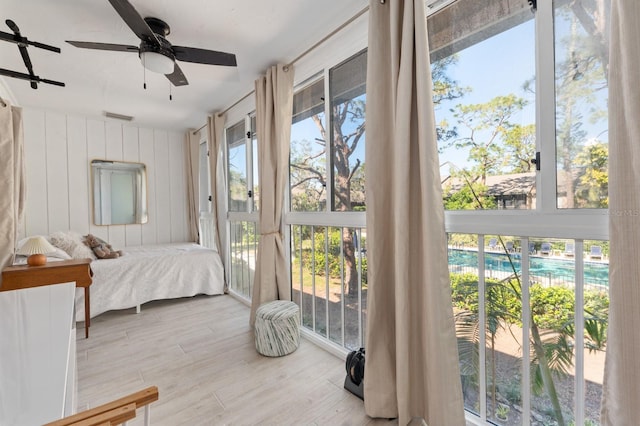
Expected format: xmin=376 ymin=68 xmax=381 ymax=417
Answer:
xmin=225 ymin=116 xmax=258 ymax=216
xmin=436 ymin=0 xmax=608 ymax=242
xmin=287 ymin=50 xmax=368 ymax=229
xmin=198 ymin=131 xmax=211 ymax=214
xmin=431 ymin=1 xmax=610 ymax=424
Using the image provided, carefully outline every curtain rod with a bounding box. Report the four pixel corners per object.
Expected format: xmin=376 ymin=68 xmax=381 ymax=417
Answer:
xmin=192 ymin=4 xmax=370 ymax=135
xmin=192 ymin=89 xmax=254 ymax=135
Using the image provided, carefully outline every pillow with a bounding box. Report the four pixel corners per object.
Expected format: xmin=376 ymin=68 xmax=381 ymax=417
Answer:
xmin=50 ymin=231 xmax=96 ymax=260
xmin=47 ymin=247 xmax=73 ymax=260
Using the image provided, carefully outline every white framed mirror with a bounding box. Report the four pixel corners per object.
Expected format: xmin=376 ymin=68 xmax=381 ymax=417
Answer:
xmin=91 ymin=159 xmax=148 ymax=225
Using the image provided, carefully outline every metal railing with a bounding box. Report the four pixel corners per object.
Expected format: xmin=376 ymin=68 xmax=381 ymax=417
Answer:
xmin=198 ymin=212 xmax=216 ymax=250
xmin=228 ymin=220 xmax=258 ymax=299
xmin=289 ymin=225 xmax=367 ymax=351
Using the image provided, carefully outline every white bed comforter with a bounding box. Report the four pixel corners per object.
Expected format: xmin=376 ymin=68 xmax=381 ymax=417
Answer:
xmin=76 ymin=243 xmax=224 ymax=321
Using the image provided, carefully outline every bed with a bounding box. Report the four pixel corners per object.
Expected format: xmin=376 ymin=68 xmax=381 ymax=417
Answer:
xmin=75 ymin=243 xmax=225 ymax=321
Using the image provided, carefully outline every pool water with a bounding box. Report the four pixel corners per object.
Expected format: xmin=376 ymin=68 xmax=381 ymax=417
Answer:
xmin=448 ymin=249 xmax=609 ymax=287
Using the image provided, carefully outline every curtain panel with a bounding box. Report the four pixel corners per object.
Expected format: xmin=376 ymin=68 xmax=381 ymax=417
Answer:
xmin=249 ymin=64 xmax=294 ymax=326
xmin=602 ymin=0 xmax=640 ymax=423
xmin=363 ymin=1 xmax=465 ymax=424
xmin=0 ymin=101 xmax=26 ymax=280
xmin=207 ymin=113 xmax=226 ymax=258
xmin=185 ymin=130 xmax=200 ymax=243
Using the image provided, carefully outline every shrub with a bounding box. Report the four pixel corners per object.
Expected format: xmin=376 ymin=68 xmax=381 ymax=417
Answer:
xmin=449 ymin=272 xmax=610 ymax=333
xmin=530 ymin=284 xmax=575 ymax=330
xmin=299 ymin=228 xmax=367 ymax=284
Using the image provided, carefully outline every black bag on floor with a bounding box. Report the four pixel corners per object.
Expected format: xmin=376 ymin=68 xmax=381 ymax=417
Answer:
xmin=344 ymin=347 xmax=365 ymax=400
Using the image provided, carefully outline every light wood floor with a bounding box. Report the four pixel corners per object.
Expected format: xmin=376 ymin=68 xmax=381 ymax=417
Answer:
xmin=76 ymin=294 xmax=396 ymax=425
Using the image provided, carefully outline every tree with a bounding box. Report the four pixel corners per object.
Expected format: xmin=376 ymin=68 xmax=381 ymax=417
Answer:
xmin=432 ymin=55 xmax=470 ymax=144
xmin=447 ymin=94 xmax=529 ymax=184
xmin=443 ymin=179 xmax=496 ymax=210
xmin=228 ymin=169 xmax=247 ymax=210
xmin=555 ymin=3 xmax=610 ymax=208
xmin=290 ymin=136 xmax=326 ymax=211
xmin=574 ymin=142 xmax=608 ymax=207
xmin=453 ymin=268 xmax=608 ymax=426
xmin=290 ymin=54 xmax=469 ymax=295
xmin=503 ymin=124 xmax=536 ymax=173
xmin=448 ymin=182 xmax=607 ymax=426
xmin=311 ymin=97 xmax=365 ymax=295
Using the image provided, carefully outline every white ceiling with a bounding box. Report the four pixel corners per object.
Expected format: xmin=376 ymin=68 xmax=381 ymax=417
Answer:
xmin=1 ymin=0 xmax=367 ymax=132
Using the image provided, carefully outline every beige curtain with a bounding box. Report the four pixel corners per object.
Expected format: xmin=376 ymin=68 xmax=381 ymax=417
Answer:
xmin=249 ymin=64 xmax=294 ymax=326
xmin=185 ymin=130 xmax=200 ymax=243
xmin=601 ymin=1 xmax=640 ymax=423
xmin=363 ymin=1 xmax=465 ymax=424
xmin=0 ymin=101 xmax=26 ymax=281
xmin=207 ymin=113 xmax=225 ymax=255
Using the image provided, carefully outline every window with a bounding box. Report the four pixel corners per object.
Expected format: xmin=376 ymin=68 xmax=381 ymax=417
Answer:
xmin=226 ymin=116 xmax=259 ymax=299
xmin=554 ymin=0 xmax=609 ymax=208
xmin=430 ymin=0 xmax=610 ymax=424
xmin=198 ymin=140 xmax=210 ymax=214
xmin=430 ymin=0 xmax=536 ymax=211
xmin=227 ymin=120 xmax=248 ymax=212
xmin=330 ymin=50 xmax=367 ymax=212
xmin=251 ymin=115 xmax=259 ymax=212
xmin=288 ymin=51 xmax=368 ymax=351
xmin=290 ymin=78 xmax=326 ymax=212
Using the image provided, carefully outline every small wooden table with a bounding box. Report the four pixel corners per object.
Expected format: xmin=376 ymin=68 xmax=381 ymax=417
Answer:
xmin=1 ymin=258 xmax=93 ymax=338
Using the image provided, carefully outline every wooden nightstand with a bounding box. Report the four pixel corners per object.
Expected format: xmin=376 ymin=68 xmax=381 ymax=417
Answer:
xmin=1 ymin=258 xmax=93 ymax=338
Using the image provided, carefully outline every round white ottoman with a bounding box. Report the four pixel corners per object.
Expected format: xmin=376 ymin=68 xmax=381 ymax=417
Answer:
xmin=255 ymin=300 xmax=300 ymax=357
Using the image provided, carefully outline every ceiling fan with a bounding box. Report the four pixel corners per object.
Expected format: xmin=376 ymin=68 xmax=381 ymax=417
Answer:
xmin=66 ymin=0 xmax=237 ymax=87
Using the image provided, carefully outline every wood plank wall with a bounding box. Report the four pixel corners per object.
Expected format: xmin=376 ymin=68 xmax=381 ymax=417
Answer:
xmin=20 ymin=108 xmax=189 ymax=248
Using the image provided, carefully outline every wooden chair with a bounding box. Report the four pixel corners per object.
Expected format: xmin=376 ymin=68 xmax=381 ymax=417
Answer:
xmin=45 ymin=386 xmax=158 ymax=426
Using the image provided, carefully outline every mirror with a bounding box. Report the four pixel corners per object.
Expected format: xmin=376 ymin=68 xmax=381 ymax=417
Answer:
xmin=91 ymin=159 xmax=148 ymax=225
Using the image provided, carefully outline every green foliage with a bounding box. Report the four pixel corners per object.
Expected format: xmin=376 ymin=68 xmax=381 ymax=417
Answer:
xmin=495 ymin=404 xmax=510 ymax=420
xmin=443 ymin=181 xmax=497 ymax=210
xmin=298 ymin=228 xmax=368 ymax=284
xmin=230 ymin=221 xmax=257 ymax=247
xmin=574 ymin=142 xmax=609 ymax=208
xmin=439 ymin=94 xmax=536 ymax=211
xmin=585 ymin=289 xmax=609 ymax=313
xmin=228 ymin=169 xmax=247 ymax=204
xmin=503 ymin=124 xmax=536 ymax=173
xmin=450 ymin=273 xmax=609 ymax=335
xmin=448 ymin=94 xmax=529 ymax=182
xmin=448 ymin=234 xmax=478 ymax=248
xmin=450 ymin=273 xmax=483 ymax=312
xmin=501 ymin=380 xmax=522 ymax=404
xmin=305 ymin=228 xmax=342 ymax=278
xmin=530 ymin=285 xmax=575 ymax=330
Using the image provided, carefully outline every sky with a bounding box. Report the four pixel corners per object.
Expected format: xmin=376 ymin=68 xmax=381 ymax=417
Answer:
xmin=250 ymin=6 xmax=609 ymax=195
xmin=434 ymin=18 xmax=537 ymax=174
xmin=289 ymin=18 xmax=539 ymax=181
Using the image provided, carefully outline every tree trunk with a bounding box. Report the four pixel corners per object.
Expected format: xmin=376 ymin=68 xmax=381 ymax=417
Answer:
xmin=342 ymin=227 xmax=359 ymax=296
xmin=530 ymin=321 xmax=565 ymax=426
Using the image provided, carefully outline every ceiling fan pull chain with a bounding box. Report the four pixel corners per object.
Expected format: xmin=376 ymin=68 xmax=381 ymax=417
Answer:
xmin=169 ymin=81 xmax=172 ymax=101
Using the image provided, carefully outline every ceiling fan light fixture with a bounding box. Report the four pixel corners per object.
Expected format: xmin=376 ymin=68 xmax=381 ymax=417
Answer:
xmin=140 ymin=51 xmax=174 ymax=74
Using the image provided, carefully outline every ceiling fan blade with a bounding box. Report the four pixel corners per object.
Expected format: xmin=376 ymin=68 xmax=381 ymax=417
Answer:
xmin=108 ymin=0 xmax=159 ymax=44
xmin=66 ymin=40 xmax=139 ymax=52
xmin=165 ymin=63 xmax=188 ymax=86
xmin=173 ymin=46 xmax=237 ymax=67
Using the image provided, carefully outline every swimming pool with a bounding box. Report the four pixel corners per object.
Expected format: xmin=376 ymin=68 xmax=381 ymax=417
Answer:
xmin=448 ymin=248 xmax=609 ymax=288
